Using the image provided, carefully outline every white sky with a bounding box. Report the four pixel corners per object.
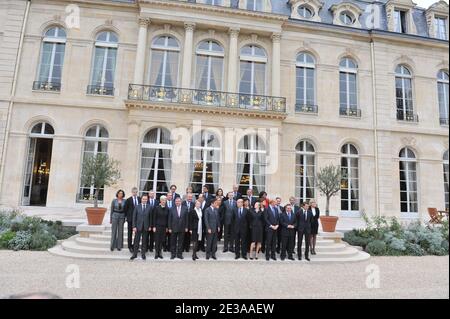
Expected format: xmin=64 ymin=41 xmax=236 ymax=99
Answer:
xmin=413 ymin=0 xmax=449 ymax=9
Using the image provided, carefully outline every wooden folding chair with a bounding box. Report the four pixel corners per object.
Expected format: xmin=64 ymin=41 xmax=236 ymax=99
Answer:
xmin=427 ymin=207 xmax=443 ymax=224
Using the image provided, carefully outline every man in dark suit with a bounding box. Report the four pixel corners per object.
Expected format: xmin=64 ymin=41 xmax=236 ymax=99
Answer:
xmin=222 ymin=192 xmax=236 ymax=253
xmin=164 ymin=192 xmax=175 ymax=252
xmin=202 ymin=185 xmax=214 ymax=208
xmin=232 ymin=199 xmax=249 ymax=260
xmin=289 ymin=196 xmax=300 ymax=215
xmin=182 ymin=193 xmax=195 ymax=252
xmin=204 ymin=197 xmax=221 ymax=260
xmin=264 ymin=199 xmax=280 ymax=261
xmin=146 ymin=190 xmax=158 ymax=252
xmin=297 ymin=201 xmax=313 ymax=261
xmin=276 ymin=197 xmax=284 ymax=254
xmin=124 ymin=187 xmax=141 ymax=253
xmin=130 ymin=194 xmax=152 ymax=260
xmin=280 ymin=204 xmax=297 ymax=261
xmin=168 ymin=197 xmax=189 ymax=259
xmin=170 ymin=184 xmax=181 ymax=200
xmin=232 ymin=185 xmax=242 ymax=201
xmin=246 ymin=188 xmax=257 ymax=208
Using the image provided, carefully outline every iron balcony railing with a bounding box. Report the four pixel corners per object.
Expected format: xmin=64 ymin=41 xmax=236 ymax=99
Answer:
xmin=295 ymin=104 xmax=318 ymax=113
xmin=340 ymin=107 xmax=361 ymax=117
xmin=32 ymin=81 xmax=61 ymax=92
xmin=440 ymin=117 xmax=449 ymax=126
xmin=128 ymin=84 xmax=287 ymax=113
xmin=397 ymin=109 xmax=419 ymax=122
xmin=87 ymin=85 xmax=114 ymax=96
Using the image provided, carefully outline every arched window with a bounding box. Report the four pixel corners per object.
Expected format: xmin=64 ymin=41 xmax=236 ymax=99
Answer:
xmin=30 ymin=122 xmax=55 ymax=136
xmin=140 ymin=128 xmax=172 ymax=197
xmin=236 ymin=135 xmax=266 ymax=195
xmin=195 ymin=40 xmax=224 ymax=105
xmin=295 ymin=140 xmax=315 ymax=203
xmin=395 ymin=65 xmax=415 ymax=121
xmin=339 ymin=57 xmax=359 ymax=116
xmin=295 ymin=53 xmax=316 ymax=113
xmin=189 ymin=130 xmax=221 ymax=195
xmin=35 ymin=26 xmax=66 ymax=91
xmin=444 ymin=150 xmax=449 ymax=210
xmin=437 ymin=70 xmax=449 ymax=125
xmin=340 ymin=11 xmax=355 ymax=25
xmin=89 ymin=31 xmax=118 ymax=95
xmin=341 ymin=143 xmax=359 ymax=213
xmin=239 ymin=45 xmax=267 ymax=108
xmin=399 ymin=147 xmax=418 ymax=214
xmin=149 ymin=36 xmax=180 ymax=88
xmin=298 ymin=5 xmax=314 ymax=19
xmin=79 ymin=125 xmax=109 ymax=201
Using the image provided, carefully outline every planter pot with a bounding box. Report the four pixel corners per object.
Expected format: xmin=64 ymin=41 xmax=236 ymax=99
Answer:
xmin=85 ymin=207 xmax=107 ymax=225
xmin=320 ymin=216 xmax=339 ymax=232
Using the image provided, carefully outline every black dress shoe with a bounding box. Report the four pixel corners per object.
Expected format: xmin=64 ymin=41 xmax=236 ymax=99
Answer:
xmin=281 ymin=257 xmax=285 ymax=261
xmin=192 ymin=256 xmax=196 ymax=261
xmin=170 ymin=256 xmax=175 ymax=260
xmin=223 ymin=249 xmax=228 ymax=253
xmin=178 ymin=256 xmax=184 ymax=260
xmin=288 ymin=256 xmax=295 ymax=261
xmin=154 ymin=255 xmax=158 ymax=259
xmin=271 ymin=256 xmax=277 ymax=261
xmin=298 ymin=256 xmax=302 ymax=261
xmin=306 ymin=257 xmax=310 ymax=261
xmin=128 ymin=248 xmax=133 ymax=253
xmin=117 ymin=248 xmax=122 ymax=251
xmin=130 ymin=255 xmax=137 ymax=260
xmin=206 ymin=256 xmax=210 ymax=260
xmin=142 ymin=255 xmax=146 ymax=260
xmin=159 ymin=255 xmax=164 ymax=259
xmin=242 ymin=256 xmax=248 ymax=260
xmin=110 ymin=248 xmax=114 ymax=252
xmin=266 ymin=257 xmax=270 ymax=261
xmin=212 ymin=255 xmax=217 ymax=260
xmin=235 ymin=256 xmax=239 ymax=260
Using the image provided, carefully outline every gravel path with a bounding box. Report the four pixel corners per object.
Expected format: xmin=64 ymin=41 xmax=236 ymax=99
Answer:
xmin=0 ymin=251 xmax=448 ymax=299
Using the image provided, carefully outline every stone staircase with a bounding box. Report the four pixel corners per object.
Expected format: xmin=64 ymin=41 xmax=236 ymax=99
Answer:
xmin=49 ymin=224 xmax=370 ymax=263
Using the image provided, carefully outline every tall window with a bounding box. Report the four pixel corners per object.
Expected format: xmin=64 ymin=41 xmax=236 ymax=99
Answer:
xmin=149 ymin=36 xmax=180 ymax=88
xmin=395 ymin=65 xmax=415 ymax=121
xmin=35 ymin=26 xmax=66 ymax=91
xmin=341 ymin=144 xmax=359 ymax=213
xmin=140 ymin=128 xmax=172 ymax=198
xmin=79 ymin=125 xmax=109 ymax=202
xmin=339 ymin=57 xmax=359 ymax=116
xmin=195 ymin=40 xmax=224 ymax=91
xmin=237 ymin=135 xmax=266 ymax=195
xmin=189 ymin=130 xmax=221 ymax=195
xmin=437 ymin=70 xmax=449 ymax=125
xmin=89 ymin=31 xmax=118 ymax=95
xmin=205 ymin=0 xmax=223 ymax=5
xmin=435 ymin=16 xmax=447 ymax=40
xmin=247 ymin=0 xmax=263 ymax=11
xmin=394 ymin=9 xmax=407 ymax=33
xmin=295 ymin=141 xmax=315 ymax=203
xmin=399 ymin=147 xmax=418 ymax=214
xmin=239 ymin=45 xmax=267 ymax=107
xmin=295 ymin=53 xmax=315 ymax=112
xmin=444 ymin=150 xmax=449 ymax=210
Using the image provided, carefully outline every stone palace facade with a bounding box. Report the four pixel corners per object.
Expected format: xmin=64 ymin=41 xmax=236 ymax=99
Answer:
xmin=0 ymin=0 xmax=448 ymax=219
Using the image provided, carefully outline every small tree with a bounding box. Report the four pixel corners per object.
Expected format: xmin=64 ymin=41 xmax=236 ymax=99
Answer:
xmin=80 ymin=154 xmax=121 ymax=208
xmin=316 ymin=164 xmax=344 ymax=216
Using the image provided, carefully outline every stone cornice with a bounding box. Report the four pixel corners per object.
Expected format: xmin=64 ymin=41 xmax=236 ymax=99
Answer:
xmin=125 ymin=100 xmax=288 ymax=120
xmin=35 ymin=0 xmax=138 ymax=9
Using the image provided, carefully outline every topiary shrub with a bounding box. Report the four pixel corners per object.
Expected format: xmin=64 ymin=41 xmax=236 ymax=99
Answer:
xmin=0 ymin=230 xmax=16 ymax=249
xmin=7 ymin=230 xmax=32 ymax=251
xmin=30 ymin=230 xmax=57 ymax=251
xmin=366 ymin=240 xmax=387 ymax=256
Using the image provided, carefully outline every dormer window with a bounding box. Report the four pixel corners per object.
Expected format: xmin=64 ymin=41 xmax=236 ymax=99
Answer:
xmin=298 ymin=5 xmax=314 ymax=18
xmin=435 ymin=16 xmax=447 ymax=39
xmin=247 ymin=0 xmax=264 ymax=11
xmin=394 ymin=9 xmax=408 ymax=33
xmin=239 ymin=0 xmax=271 ymax=13
xmin=386 ymin=0 xmax=417 ymax=35
xmin=290 ymin=0 xmax=323 ymax=22
xmin=330 ymin=2 xmax=362 ymax=28
xmin=340 ymin=11 xmax=355 ymax=25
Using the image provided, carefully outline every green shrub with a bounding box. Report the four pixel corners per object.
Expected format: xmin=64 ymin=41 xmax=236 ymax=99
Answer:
xmin=367 ymin=240 xmax=387 ymax=255
xmin=343 ymin=230 xmax=371 ymax=248
xmin=0 ymin=230 xmax=16 ymax=249
xmin=30 ymin=230 xmax=57 ymax=251
xmin=405 ymin=243 xmax=425 ymax=256
xmin=7 ymin=230 xmax=32 ymax=251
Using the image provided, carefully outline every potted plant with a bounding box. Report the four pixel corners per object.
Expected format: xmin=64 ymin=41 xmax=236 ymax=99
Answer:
xmin=80 ymin=153 xmax=121 ymax=225
xmin=316 ymin=164 xmax=344 ymax=232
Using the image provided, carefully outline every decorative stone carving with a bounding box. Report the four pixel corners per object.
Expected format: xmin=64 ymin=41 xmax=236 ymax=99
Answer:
xmin=401 ymin=136 xmax=417 ymax=147
xmin=289 ymin=0 xmax=323 ymax=22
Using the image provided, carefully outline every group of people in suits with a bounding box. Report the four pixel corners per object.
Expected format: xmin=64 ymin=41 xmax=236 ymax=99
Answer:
xmin=109 ymin=184 xmax=321 ymax=261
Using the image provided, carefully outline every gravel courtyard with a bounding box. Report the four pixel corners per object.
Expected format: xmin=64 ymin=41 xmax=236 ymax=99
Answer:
xmin=0 ymin=251 xmax=448 ymax=299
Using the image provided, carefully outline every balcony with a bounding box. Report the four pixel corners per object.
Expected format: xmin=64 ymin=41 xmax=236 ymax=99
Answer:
xmin=32 ymin=81 xmax=61 ymax=92
xmin=440 ymin=117 xmax=449 ymax=126
xmin=340 ymin=107 xmax=361 ymax=117
xmin=295 ymin=104 xmax=318 ymax=114
xmin=87 ymin=85 xmax=114 ymax=96
xmin=397 ymin=109 xmax=419 ymax=122
xmin=126 ymin=84 xmax=287 ymax=119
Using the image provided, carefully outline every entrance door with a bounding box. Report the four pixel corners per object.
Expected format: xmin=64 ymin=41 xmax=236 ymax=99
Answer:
xmin=22 ymin=122 xmax=54 ymax=206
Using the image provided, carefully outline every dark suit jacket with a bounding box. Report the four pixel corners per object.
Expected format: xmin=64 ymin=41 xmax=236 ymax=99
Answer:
xmin=132 ymin=204 xmax=152 ymax=230
xmin=147 ymin=198 xmax=159 ymax=210
xmin=168 ymin=205 xmax=189 ymax=233
xmin=223 ymin=199 xmax=236 ymax=226
xmin=182 ymin=200 xmax=195 ymax=213
xmin=231 ymin=207 xmax=249 ymax=235
xmin=280 ymin=211 xmax=297 ymax=236
xmin=189 ymin=208 xmax=202 ymax=233
xmin=125 ymin=196 xmax=141 ymax=222
xmin=203 ymin=193 xmax=214 ymax=208
xmin=232 ymin=192 xmax=242 ymax=201
xmin=151 ymin=205 xmax=169 ymax=228
xmin=296 ymin=208 xmax=313 ymax=232
xmin=310 ymin=207 xmax=320 ymax=225
xmin=264 ymin=206 xmax=280 ymax=230
xmin=247 ymin=196 xmax=257 ymax=208
xmin=204 ymin=206 xmax=221 ymax=233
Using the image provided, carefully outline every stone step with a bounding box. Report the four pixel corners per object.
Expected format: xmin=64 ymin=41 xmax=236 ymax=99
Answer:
xmin=61 ymin=237 xmax=359 ymax=259
xmin=48 ymin=244 xmax=370 ymax=263
xmin=77 ymin=236 xmax=347 ymax=252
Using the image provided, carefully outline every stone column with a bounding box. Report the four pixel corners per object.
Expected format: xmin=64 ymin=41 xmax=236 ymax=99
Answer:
xmin=271 ymin=33 xmax=281 ymax=97
xmin=133 ymin=18 xmax=150 ymax=85
xmin=181 ymin=22 xmax=196 ymax=88
xmin=227 ymin=27 xmax=240 ymax=92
